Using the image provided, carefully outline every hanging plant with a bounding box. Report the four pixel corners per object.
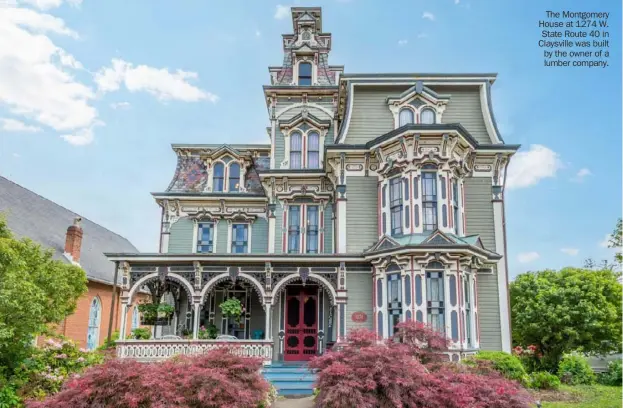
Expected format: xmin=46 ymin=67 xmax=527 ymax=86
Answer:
xmin=219 ymin=297 xmax=243 ymax=322
xmin=138 ymin=302 xmax=175 ymax=325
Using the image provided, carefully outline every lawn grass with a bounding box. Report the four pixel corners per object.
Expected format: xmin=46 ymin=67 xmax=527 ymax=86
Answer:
xmin=539 ymin=384 xmax=621 ymax=408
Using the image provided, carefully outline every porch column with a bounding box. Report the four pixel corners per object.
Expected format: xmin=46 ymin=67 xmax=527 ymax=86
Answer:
xmin=119 ymin=302 xmax=129 ymax=339
xmin=192 ymin=303 xmax=201 ymax=340
xmin=264 ymin=304 xmax=272 ymax=340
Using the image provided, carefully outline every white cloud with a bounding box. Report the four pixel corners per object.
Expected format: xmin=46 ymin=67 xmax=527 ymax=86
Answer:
xmin=95 ymin=59 xmax=217 ymax=103
xmin=255 ymin=30 xmax=261 ymax=37
xmin=422 ymin=11 xmax=435 ymax=21
xmin=1 ymin=118 xmax=42 ymax=132
xmin=274 ymin=5 xmax=289 ymax=20
xmin=599 ymin=234 xmax=612 ymax=248
xmin=506 ymin=145 xmax=563 ymax=189
xmin=110 ymin=101 xmax=131 ymax=110
xmin=517 ymin=252 xmax=540 ymax=263
xmin=560 ymin=248 xmax=579 ymax=256
xmin=0 ymin=5 xmax=98 ymax=145
xmin=18 ymin=0 xmax=82 ymax=10
xmin=12 ymin=152 xmax=21 ymax=158
xmin=571 ymin=167 xmax=592 ymax=182
xmin=454 ymin=0 xmax=460 ymax=3
xmin=397 ymin=39 xmax=408 ymax=46
xmin=60 ymin=126 xmax=95 ymax=146
xmin=417 ymin=33 xmax=428 ymax=39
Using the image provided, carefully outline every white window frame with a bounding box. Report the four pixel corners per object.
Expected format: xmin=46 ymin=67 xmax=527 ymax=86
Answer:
xmin=287 ymin=203 xmax=322 ymax=254
xmin=131 ymin=306 xmax=139 ymax=330
xmin=209 ymin=157 xmax=245 ymax=193
xmin=227 ymin=222 xmax=252 ymax=254
xmin=192 ymin=220 xmax=218 ymax=253
xmin=390 ymin=100 xmax=441 ymax=129
xmin=283 ymin=127 xmax=326 ymax=170
xmin=86 ymin=297 xmax=102 ymax=350
xmin=293 ymin=59 xmax=316 ymax=86
xmin=305 ymin=204 xmax=320 ymax=254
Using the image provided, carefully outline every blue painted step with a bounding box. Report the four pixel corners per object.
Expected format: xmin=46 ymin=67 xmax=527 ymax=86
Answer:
xmin=261 ymin=363 xmax=317 ymax=396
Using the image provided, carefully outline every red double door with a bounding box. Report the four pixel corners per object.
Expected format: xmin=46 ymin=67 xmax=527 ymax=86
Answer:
xmin=284 ymin=286 xmax=318 ymax=361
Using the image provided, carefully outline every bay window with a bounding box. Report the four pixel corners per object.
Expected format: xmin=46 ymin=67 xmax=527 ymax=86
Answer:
xmin=464 ymin=275 xmax=472 ymax=346
xmin=452 ymin=179 xmax=459 ymax=234
xmin=387 ymin=273 xmax=402 ymax=336
xmin=426 ymin=263 xmax=445 ymax=334
xmin=389 ymin=177 xmax=403 ymax=236
xmin=422 ymin=166 xmax=438 ymax=231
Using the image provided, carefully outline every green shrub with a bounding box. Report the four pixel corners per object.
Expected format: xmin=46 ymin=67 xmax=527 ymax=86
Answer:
xmin=557 ymin=354 xmax=595 ymax=385
xmin=528 ymin=371 xmax=561 ymax=390
xmin=129 ymin=328 xmax=151 ymax=340
xmin=0 ymin=383 xmax=21 ymax=408
xmin=598 ymin=359 xmax=622 ymax=386
xmin=465 ymin=351 xmax=527 ymax=383
xmin=96 ymin=330 xmax=119 ymax=351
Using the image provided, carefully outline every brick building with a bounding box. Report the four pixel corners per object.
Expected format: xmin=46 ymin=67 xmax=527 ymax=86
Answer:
xmin=0 ymin=176 xmax=139 ymax=349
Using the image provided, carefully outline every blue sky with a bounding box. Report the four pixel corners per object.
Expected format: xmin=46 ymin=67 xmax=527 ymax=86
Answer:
xmin=0 ymin=0 xmax=620 ymax=279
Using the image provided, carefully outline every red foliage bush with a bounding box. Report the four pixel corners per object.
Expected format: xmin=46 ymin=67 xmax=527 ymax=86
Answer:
xmin=26 ymin=348 xmax=270 ymax=408
xmin=310 ymin=321 xmax=533 ymax=408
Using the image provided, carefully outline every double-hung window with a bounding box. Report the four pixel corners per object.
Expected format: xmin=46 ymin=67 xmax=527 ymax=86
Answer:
xmin=288 ymin=206 xmax=301 ymax=253
xmin=231 ymin=224 xmax=248 ymax=254
xmin=464 ymin=276 xmax=472 ymax=346
xmin=306 ymin=205 xmax=319 ymax=253
xmin=420 ymin=108 xmax=435 ymax=124
xmin=197 ymin=222 xmax=214 ymax=253
xmin=452 ymin=180 xmax=459 ymax=234
xmin=298 ymin=62 xmax=312 ymax=86
xmin=399 ymin=108 xmax=414 ymax=127
xmin=213 ymin=163 xmax=225 ymax=192
xmin=229 ymin=163 xmax=240 ymax=192
xmin=389 ymin=177 xmax=403 ymax=236
xmin=426 ymin=267 xmax=445 ymax=334
xmin=290 ymin=133 xmax=302 ymax=169
xmin=387 ymin=273 xmax=402 ymax=336
xmin=307 ymin=132 xmax=320 ymax=169
xmin=422 ymin=167 xmax=438 ymax=231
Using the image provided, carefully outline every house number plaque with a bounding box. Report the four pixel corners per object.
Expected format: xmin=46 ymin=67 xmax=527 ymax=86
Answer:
xmin=351 ymin=311 xmax=367 ymax=323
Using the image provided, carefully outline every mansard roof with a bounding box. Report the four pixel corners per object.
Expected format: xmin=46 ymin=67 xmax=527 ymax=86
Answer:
xmin=365 ymin=230 xmax=500 ymax=260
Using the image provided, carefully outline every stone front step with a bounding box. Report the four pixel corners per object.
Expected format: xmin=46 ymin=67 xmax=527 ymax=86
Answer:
xmin=262 ymin=363 xmax=316 ymax=396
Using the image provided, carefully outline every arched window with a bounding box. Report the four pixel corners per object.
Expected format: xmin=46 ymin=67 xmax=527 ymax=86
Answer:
xmin=421 ymin=108 xmax=435 ymax=124
xmin=298 ymin=62 xmax=312 ymax=86
xmin=229 ymin=163 xmax=240 ymax=192
xmin=86 ymin=297 xmax=102 ymax=350
xmin=307 ymin=131 xmax=320 ymax=169
xmin=213 ymin=163 xmax=224 ymax=192
xmin=290 ymin=132 xmax=302 ymax=169
xmin=131 ymin=306 xmax=139 ymax=330
xmin=399 ymin=108 xmax=414 ymax=127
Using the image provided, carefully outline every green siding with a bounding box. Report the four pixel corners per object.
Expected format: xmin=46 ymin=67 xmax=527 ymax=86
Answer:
xmin=346 ymin=177 xmax=378 ymax=252
xmin=463 ymin=177 xmax=495 ymax=250
xmin=168 ymin=217 xmax=193 ymax=253
xmin=477 ymin=270 xmax=502 ymax=351
xmin=344 ymin=86 xmax=403 ymax=144
xmin=324 ymin=204 xmax=334 ymax=253
xmin=274 ymin=207 xmax=284 ymax=254
xmin=432 ymin=86 xmax=492 ymax=144
xmin=251 ymin=218 xmax=269 ymax=253
xmin=215 ymin=220 xmax=228 ymax=253
xmin=274 ymin=128 xmax=285 ymax=168
xmin=345 ymin=273 xmax=373 ymax=333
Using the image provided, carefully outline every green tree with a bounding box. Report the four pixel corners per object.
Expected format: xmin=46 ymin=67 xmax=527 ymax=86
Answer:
xmin=609 ymin=218 xmax=622 ymax=264
xmin=0 ymin=217 xmax=87 ymax=372
xmin=510 ymin=267 xmax=622 ymax=371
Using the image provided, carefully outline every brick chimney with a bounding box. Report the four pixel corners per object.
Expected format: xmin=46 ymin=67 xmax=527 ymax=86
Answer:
xmin=64 ymin=217 xmax=83 ymax=263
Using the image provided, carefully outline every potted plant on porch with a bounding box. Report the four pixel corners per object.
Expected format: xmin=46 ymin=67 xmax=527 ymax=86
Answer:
xmin=138 ymin=302 xmax=175 ymax=325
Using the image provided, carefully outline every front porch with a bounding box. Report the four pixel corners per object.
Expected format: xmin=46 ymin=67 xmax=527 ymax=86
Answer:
xmin=113 ymin=259 xmax=347 ymax=363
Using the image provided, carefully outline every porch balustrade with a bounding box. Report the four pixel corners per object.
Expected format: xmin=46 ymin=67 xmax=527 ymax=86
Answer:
xmin=116 ymin=339 xmax=274 ymax=364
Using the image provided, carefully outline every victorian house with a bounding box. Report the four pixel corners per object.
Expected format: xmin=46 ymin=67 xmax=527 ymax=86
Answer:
xmin=106 ymin=7 xmax=517 ymax=364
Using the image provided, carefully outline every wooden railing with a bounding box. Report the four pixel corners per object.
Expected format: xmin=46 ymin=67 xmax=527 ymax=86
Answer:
xmin=116 ymin=339 xmax=274 ymax=364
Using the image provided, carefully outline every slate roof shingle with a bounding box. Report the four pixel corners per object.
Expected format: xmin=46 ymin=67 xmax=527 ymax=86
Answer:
xmin=0 ymin=176 xmax=138 ymax=285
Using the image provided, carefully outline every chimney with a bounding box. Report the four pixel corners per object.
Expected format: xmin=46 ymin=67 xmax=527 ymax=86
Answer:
xmin=64 ymin=217 xmax=83 ymax=263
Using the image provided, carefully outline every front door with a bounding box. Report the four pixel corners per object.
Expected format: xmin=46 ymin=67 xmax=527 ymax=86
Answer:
xmin=284 ymin=286 xmax=318 ymax=361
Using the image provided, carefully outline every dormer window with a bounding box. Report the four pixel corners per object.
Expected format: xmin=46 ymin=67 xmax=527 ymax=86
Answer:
xmin=211 ymin=157 xmax=244 ymax=193
xmin=229 ymin=163 xmax=240 ymax=192
xmin=421 ymin=108 xmax=436 ymax=124
xmin=298 ymin=62 xmax=312 ymax=86
xmin=399 ymin=108 xmax=414 ymax=127
xmin=290 ymin=132 xmax=302 ymax=169
xmin=213 ymin=163 xmax=225 ymax=192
